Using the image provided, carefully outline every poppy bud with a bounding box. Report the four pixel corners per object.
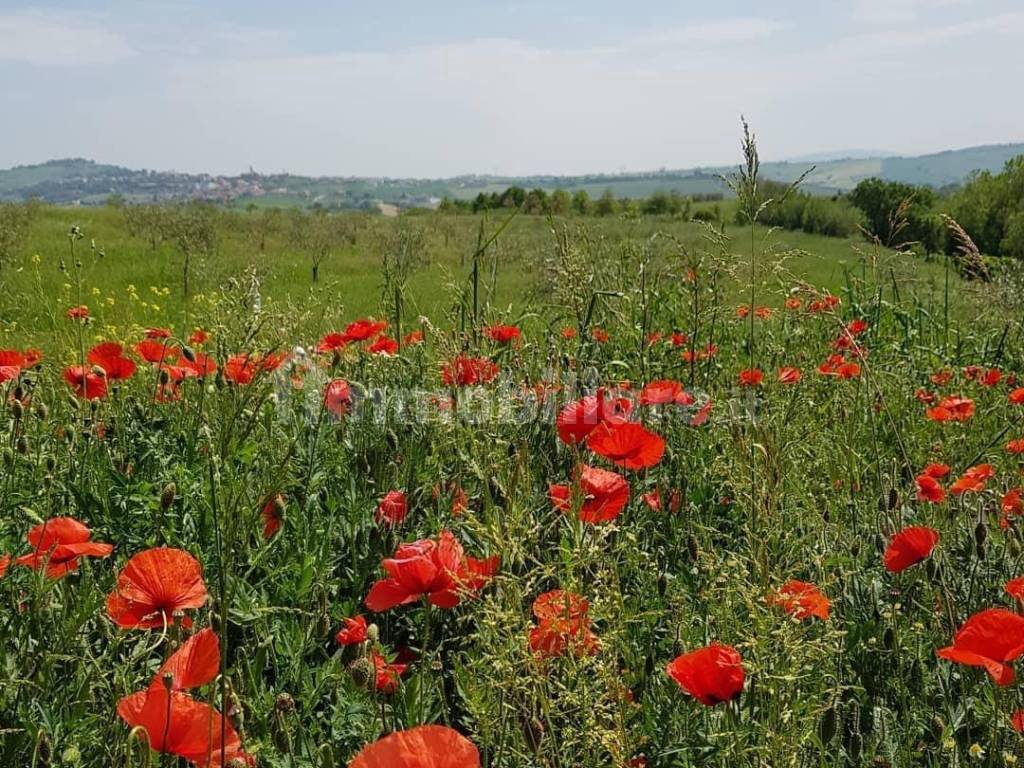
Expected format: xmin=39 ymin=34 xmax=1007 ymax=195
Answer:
xmin=162 ymin=671 xmax=175 ymax=691
xmin=686 ymin=535 xmax=700 ymax=562
xmin=36 ymin=403 xmax=48 ymax=420
xmin=850 ymin=540 xmax=860 ymax=558
xmin=2 ymin=448 xmax=12 ymax=467
xmin=16 ymin=436 xmax=28 ymax=455
xmin=348 ymin=657 xmax=374 ymax=690
xmin=159 ymin=369 xmax=170 ymax=385
xmin=520 ymin=715 xmax=545 ymax=754
xmin=181 ymin=345 xmax=197 ymax=363
xmin=45 ymin=456 xmax=56 ymax=472
xmin=160 ymin=482 xmax=177 ymax=510
xmin=67 ymin=394 xmax=80 ymax=410
xmin=11 ymin=399 xmax=23 ymax=420
xmin=13 ymin=384 xmax=24 ymax=402
xmin=60 ymin=746 xmax=82 ymax=766
xmin=975 ymin=520 xmax=987 ymax=558
xmin=657 ymin=573 xmax=667 ymax=598
xmin=366 ymin=623 xmax=379 ymax=644
xmin=35 ymin=732 xmax=51 ymax=765
xmin=882 ymin=627 xmax=894 ymax=650
xmin=209 ymin=608 xmax=222 ymax=633
xmin=925 ymin=558 xmax=940 ymax=582
xmin=887 ymin=488 xmax=898 ymax=510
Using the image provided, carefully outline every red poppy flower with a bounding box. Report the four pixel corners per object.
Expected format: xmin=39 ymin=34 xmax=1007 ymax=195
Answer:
xmin=1007 ymin=439 xmax=1024 ymax=455
xmin=157 ymin=627 xmax=221 ymax=692
xmin=777 ymin=367 xmax=801 ymax=384
xmin=364 ymin=530 xmax=497 ymax=612
xmin=376 ymin=490 xmax=408 ymax=525
xmin=1013 ymin=711 xmax=1024 ymax=733
xmin=63 ymin=365 xmax=107 ymax=400
xmin=368 ymin=335 xmax=399 ymax=355
xmin=555 ymin=389 xmax=631 ymax=445
xmin=143 ymin=327 xmax=171 ymax=339
xmin=591 ymin=328 xmax=609 ymax=343
xmin=484 ymin=324 xmax=521 ymax=344
xmin=188 ymin=329 xmax=209 ymax=346
xmin=261 ymin=494 xmax=284 ymax=539
xmin=639 ymin=379 xmax=695 ymax=406
xmin=738 ymin=368 xmax=763 ymax=387
xmin=528 ymin=589 xmax=599 ymax=658
xmin=915 ymin=475 xmax=946 ymax=503
xmin=349 ymin=725 xmax=480 ymax=768
xmin=586 ymin=421 xmax=665 ymax=470
xmin=403 ymin=330 xmax=425 ymax=346
xmin=0 ymin=554 xmax=9 ymax=579
xmin=549 ymin=465 xmax=630 ymax=524
xmin=336 ymin=615 xmax=368 ymax=645
xmin=317 ymin=332 xmax=350 ymax=354
xmin=846 ymin=319 xmax=869 ymax=335
xmin=915 ymin=388 xmax=936 ymax=404
xmin=87 ymin=342 xmax=137 ymax=381
xmin=930 ymin=369 xmax=953 ymax=385
xmin=690 ymin=399 xmax=713 ymax=427
xmin=179 ymin=351 xmax=217 ymax=378
xmin=755 ymin=306 xmax=772 ymax=319
xmin=670 ymin=332 xmax=689 ymax=346
xmin=370 ymin=649 xmax=408 ymax=693
xmin=0 ymin=349 xmax=28 ymax=382
xmin=1002 ymin=488 xmax=1024 ymax=529
xmin=1009 ymin=387 xmax=1024 ymax=405
xmin=980 ymin=368 xmax=1002 ymax=387
xmin=441 ymin=355 xmax=499 ymax=387
xmin=937 ymin=608 xmax=1024 ymax=685
xmin=342 ymin=318 xmax=388 ymax=342
xmin=118 ymin=687 xmax=252 ymax=767
xmin=784 ymin=297 xmax=801 ymax=310
xmin=14 ymin=517 xmax=113 ymax=579
xmin=106 ymin=547 xmax=209 ymax=629
xmin=883 ymin=526 xmax=939 ymax=573
xmin=736 ymin=305 xmax=751 ymax=319
xmin=222 ymin=354 xmax=260 ymax=385
xmin=324 ymin=378 xmax=351 ymax=417
xmin=949 ymin=464 xmax=994 ymax=495
xmin=818 ymin=355 xmax=861 ymax=379
xmin=66 ymin=305 xmax=89 ymax=320
xmin=1006 ymin=578 xmax=1024 ymax=601
xmin=926 ymin=396 xmax=975 ymax=422
xmin=136 ymin=339 xmax=175 ymax=365
xmin=922 ymin=463 xmax=950 ymax=479
xmin=561 ymin=327 xmax=578 ymax=340
xmin=769 ymin=580 xmax=830 ymax=621
xmin=666 ymin=643 xmax=745 ymax=706
xmin=642 ymin=487 xmax=682 ymax=514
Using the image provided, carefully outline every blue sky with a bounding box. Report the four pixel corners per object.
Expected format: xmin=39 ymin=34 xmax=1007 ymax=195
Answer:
xmin=1 ymin=0 xmax=1021 ymax=177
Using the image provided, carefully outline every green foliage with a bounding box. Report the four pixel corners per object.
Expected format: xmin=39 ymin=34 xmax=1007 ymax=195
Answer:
xmin=951 ymin=156 xmax=1024 ymax=258
xmin=848 ymin=178 xmax=945 ymax=252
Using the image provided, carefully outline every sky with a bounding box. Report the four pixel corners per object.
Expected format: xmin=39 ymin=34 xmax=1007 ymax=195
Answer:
xmin=0 ymin=0 xmax=1021 ymax=178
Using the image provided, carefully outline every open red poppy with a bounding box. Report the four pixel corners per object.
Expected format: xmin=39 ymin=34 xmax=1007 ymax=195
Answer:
xmin=556 ymin=389 xmax=632 ymax=445
xmin=63 ymin=365 xmax=107 ymax=400
xmin=376 ymin=490 xmax=408 ymax=525
xmin=549 ymin=464 xmax=630 ymax=524
xmin=336 ymin=615 xmax=368 ymax=646
xmin=484 ymin=324 xmax=521 ymax=344
xmin=586 ymin=422 xmax=665 ymax=470
xmin=364 ymin=530 xmax=498 ymax=612
xmin=883 ymin=526 xmax=939 ymax=573
xmin=666 ymin=643 xmax=745 ymax=706
xmin=107 ymin=547 xmax=209 ymax=629
xmin=349 ymin=725 xmax=480 ymax=768
xmin=87 ymin=342 xmax=137 ymax=381
xmin=769 ymin=580 xmax=830 ymax=621
xmin=639 ymin=379 xmax=694 ymax=406
xmin=915 ymin=475 xmax=946 ymax=503
xmin=528 ymin=589 xmax=599 ymax=658
xmin=14 ymin=517 xmax=113 ymax=579
xmin=949 ymin=464 xmax=994 ymax=495
xmin=441 ymin=355 xmax=499 ymax=387
xmin=937 ymin=608 xmax=1024 ymax=685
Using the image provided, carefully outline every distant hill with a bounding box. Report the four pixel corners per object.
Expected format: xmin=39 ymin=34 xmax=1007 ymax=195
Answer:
xmin=1 ymin=143 xmax=1022 ymax=209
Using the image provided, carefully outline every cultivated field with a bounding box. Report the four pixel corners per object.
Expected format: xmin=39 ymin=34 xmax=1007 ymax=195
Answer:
xmin=2 ymin=165 xmax=1024 ymax=767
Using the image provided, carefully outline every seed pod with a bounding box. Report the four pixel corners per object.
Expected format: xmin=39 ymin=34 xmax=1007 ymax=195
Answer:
xmin=181 ymin=345 xmax=197 ymax=363
xmin=657 ymin=573 xmax=667 ymax=598
xmin=883 ymin=627 xmax=894 ymax=650
xmin=11 ymin=399 xmax=23 ymax=420
xmin=275 ymin=692 xmax=296 ymax=713
xmin=60 ymin=745 xmax=82 ymax=766
xmin=36 ymin=403 xmax=49 ymax=420
xmin=975 ymin=520 xmax=987 ymax=558
xmin=686 ymin=535 xmax=699 ymax=562
xmin=348 ymin=657 xmax=374 ymax=690
xmin=13 ymin=384 xmax=24 ymax=402
xmin=45 ymin=456 xmax=56 ymax=472
xmin=160 ymin=482 xmax=177 ymax=510
xmin=16 ymin=436 xmax=28 ymax=455
xmin=159 ymin=369 xmax=170 ymax=386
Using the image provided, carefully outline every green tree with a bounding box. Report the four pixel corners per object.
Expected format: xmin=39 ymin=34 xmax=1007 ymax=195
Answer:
xmin=549 ymin=189 xmax=572 ymax=216
xmin=594 ymin=188 xmax=618 ymax=217
xmin=571 ymin=190 xmax=591 ymax=215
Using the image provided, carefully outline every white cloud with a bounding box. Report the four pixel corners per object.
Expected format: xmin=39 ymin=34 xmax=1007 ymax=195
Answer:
xmin=0 ymin=10 xmax=135 ymax=66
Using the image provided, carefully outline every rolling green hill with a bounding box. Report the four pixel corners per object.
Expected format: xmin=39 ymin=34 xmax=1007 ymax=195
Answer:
xmin=1 ymin=142 xmax=1021 ymax=208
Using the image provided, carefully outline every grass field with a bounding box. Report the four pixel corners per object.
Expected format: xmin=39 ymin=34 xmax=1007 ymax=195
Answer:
xmin=3 ymin=196 xmax=1024 ymax=767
